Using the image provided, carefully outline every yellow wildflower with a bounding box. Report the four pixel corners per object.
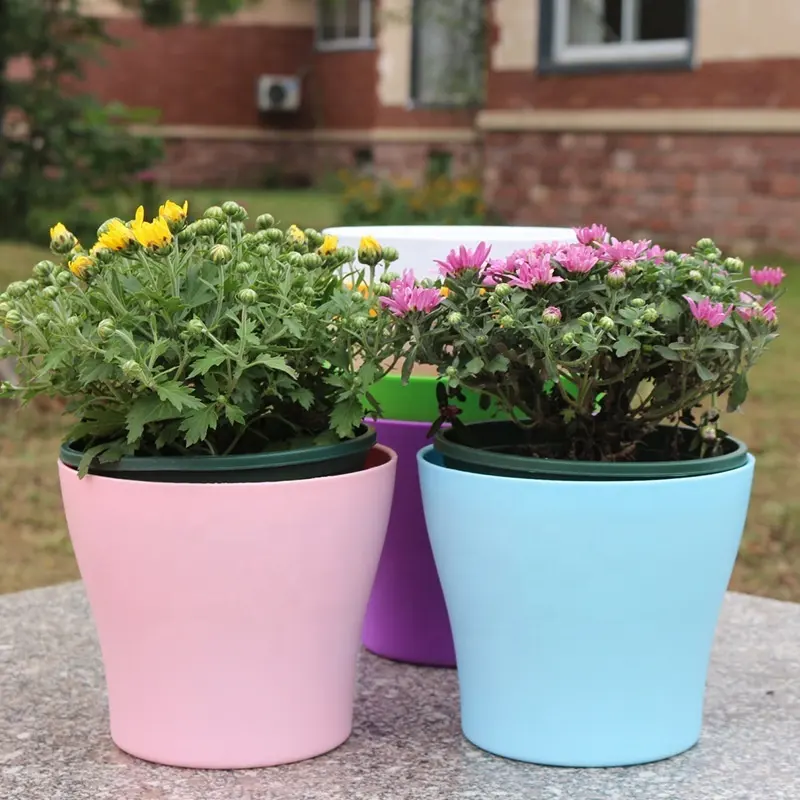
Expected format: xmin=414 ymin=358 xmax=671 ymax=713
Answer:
xmin=440 ymin=286 xmax=451 ymax=298
xmin=131 ymin=206 xmax=172 ymax=249
xmin=479 ymin=287 xmax=487 ymax=296
xmin=49 ymin=222 xmax=77 ymax=254
xmin=318 ymin=234 xmax=338 ymax=256
xmin=68 ymin=254 xmax=94 ymax=279
xmin=158 ymin=199 xmax=189 ymax=226
xmin=98 ymin=218 xmax=136 ymax=252
xmin=49 ymin=222 xmax=69 ymax=242
xmin=369 ymin=308 xmax=378 ymax=318
xmin=287 ymin=224 xmax=306 ymax=244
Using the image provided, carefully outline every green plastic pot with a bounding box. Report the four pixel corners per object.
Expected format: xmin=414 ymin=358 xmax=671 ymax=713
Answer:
xmin=60 ymin=425 xmax=377 ymax=483
xmin=434 ymin=421 xmax=749 ymax=481
xmin=368 ymin=374 xmax=502 ymax=424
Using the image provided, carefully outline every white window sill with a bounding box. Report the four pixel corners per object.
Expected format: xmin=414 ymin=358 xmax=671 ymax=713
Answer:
xmin=552 ymin=38 xmax=691 ymax=67
xmin=315 ymin=38 xmax=376 ymax=53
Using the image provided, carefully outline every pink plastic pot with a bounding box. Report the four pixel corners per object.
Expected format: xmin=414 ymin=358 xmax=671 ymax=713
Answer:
xmin=58 ymin=445 xmax=397 ymax=769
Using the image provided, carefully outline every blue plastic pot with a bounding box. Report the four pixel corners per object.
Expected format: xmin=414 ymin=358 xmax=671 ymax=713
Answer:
xmin=417 ymin=446 xmax=756 ymax=767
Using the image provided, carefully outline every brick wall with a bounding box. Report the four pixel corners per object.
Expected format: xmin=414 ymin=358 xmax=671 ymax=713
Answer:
xmin=483 ymin=131 xmax=800 ymax=255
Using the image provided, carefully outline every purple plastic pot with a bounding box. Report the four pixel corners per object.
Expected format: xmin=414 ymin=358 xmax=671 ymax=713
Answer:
xmin=362 ymin=418 xmax=456 ymax=667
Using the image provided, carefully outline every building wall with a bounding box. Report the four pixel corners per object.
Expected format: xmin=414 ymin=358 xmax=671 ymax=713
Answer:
xmin=484 ymin=0 xmax=800 ymax=254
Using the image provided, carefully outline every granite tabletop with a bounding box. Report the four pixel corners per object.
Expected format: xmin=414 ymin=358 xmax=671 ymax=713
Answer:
xmin=1 ymin=583 xmax=798 ymax=800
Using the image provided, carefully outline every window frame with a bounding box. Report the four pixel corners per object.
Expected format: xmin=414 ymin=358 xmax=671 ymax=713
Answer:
xmin=539 ymin=0 xmax=696 ymax=74
xmin=315 ymin=0 xmax=375 ymax=52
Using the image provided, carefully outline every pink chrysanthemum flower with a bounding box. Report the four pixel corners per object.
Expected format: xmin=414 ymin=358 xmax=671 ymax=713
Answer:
xmin=750 ymin=266 xmax=786 ymax=288
xmin=556 ymin=244 xmax=599 ymax=274
xmin=574 ymin=224 xmax=608 ymax=246
xmin=481 ymin=257 xmax=509 ymax=286
xmin=647 ymin=244 xmax=666 ymax=265
xmin=508 ymin=256 xmax=564 ymax=290
xmin=379 ymin=271 xmax=442 ymax=317
xmin=434 ymin=241 xmax=492 ymax=276
xmin=737 ymin=292 xmax=777 ymax=324
xmin=684 ymin=295 xmax=732 ymax=328
xmin=598 ymin=237 xmax=652 ymax=271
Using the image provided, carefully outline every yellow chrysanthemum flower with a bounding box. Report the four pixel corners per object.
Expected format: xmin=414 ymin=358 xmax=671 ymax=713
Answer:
xmin=68 ymin=254 xmax=94 ymax=279
xmin=358 ymin=236 xmax=382 ymax=264
xmin=287 ymin=224 xmax=306 ymax=244
xmin=440 ymin=286 xmax=451 ymax=298
xmin=318 ymin=234 xmax=338 ymax=256
xmin=97 ymin=219 xmax=136 ymax=252
xmin=131 ymin=206 xmax=173 ymax=249
xmin=49 ymin=222 xmax=69 ymax=242
xmin=159 ymin=199 xmax=188 ymax=225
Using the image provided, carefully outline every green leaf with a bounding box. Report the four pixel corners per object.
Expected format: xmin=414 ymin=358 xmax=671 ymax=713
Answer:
xmin=76 ymin=442 xmax=115 ymax=479
xmin=559 ymin=375 xmax=579 ymax=399
xmin=155 ymin=380 xmax=205 ymax=411
xmin=79 ymin=359 xmax=118 ymax=383
xmin=654 ymin=345 xmax=681 ymax=361
xmin=708 ymin=342 xmax=738 ymax=351
xmin=329 ymin=397 xmax=364 ymax=439
xmin=125 ymin=396 xmax=184 ymax=443
xmin=188 ymin=350 xmax=227 ymax=378
xmin=252 ymin=354 xmax=298 ymax=378
xmin=614 ymin=335 xmax=641 ymax=357
xmin=284 ymin=317 xmax=304 ymax=338
xmin=223 ymin=404 xmax=246 ymax=425
xmin=401 ymin=347 xmax=417 ymax=384
xmin=465 ymin=356 xmax=484 ymax=375
xmin=669 ymin=341 xmax=692 ymax=351
xmin=179 ymin=405 xmax=220 ymax=447
xmin=695 ymin=363 xmax=717 ymax=382
xmin=658 ymin=299 xmax=683 ymax=321
xmin=727 ymin=373 xmax=749 ymax=412
xmin=289 ymin=387 xmax=314 ymax=410
xmin=485 ymin=354 xmax=509 ymax=373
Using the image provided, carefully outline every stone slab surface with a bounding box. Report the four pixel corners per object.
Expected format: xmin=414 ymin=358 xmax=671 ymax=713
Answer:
xmin=1 ymin=582 xmax=799 ymax=800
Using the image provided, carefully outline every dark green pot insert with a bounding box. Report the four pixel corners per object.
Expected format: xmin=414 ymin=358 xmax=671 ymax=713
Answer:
xmin=434 ymin=421 xmax=749 ymax=481
xmin=60 ymin=425 xmax=377 ymax=484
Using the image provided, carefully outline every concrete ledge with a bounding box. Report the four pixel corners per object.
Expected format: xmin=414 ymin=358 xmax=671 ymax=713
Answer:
xmin=477 ymin=108 xmax=800 ymax=134
xmin=1 ymin=582 xmax=799 ymax=798
xmin=131 ymin=124 xmax=480 ymax=144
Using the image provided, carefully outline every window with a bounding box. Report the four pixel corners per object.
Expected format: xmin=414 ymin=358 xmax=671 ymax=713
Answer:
xmin=542 ymin=0 xmax=693 ymax=70
xmin=316 ymin=0 xmax=374 ymax=50
xmin=412 ymin=0 xmax=485 ymax=106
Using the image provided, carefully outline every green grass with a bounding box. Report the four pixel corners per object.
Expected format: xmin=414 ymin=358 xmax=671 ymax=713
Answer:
xmin=0 ymin=212 xmax=798 ymax=599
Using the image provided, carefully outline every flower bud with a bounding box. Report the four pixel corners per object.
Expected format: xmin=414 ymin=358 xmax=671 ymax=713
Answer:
xmin=304 ymin=229 xmax=323 ymax=247
xmin=605 ymin=267 xmax=626 ymax=288
xmin=445 ymin=366 xmax=458 ymax=379
xmin=696 ymin=238 xmax=715 ymax=251
xmin=664 ymin=250 xmax=680 ymax=264
xmin=4 ymin=309 xmax=22 ymax=330
xmin=66 ymin=315 xmax=81 ymax=328
xmin=286 ymin=224 xmax=306 ymax=247
xmin=542 ymin=306 xmax=562 ymax=326
xmin=382 ymin=246 xmax=399 ymax=263
xmin=358 ymin=235 xmax=382 ymax=266
xmin=580 ymin=311 xmax=595 ymax=324
xmin=709 ymin=284 xmax=723 ymax=296
xmin=237 ymin=288 xmax=258 ymax=306
xmin=381 ymin=271 xmax=400 ymax=284
xmin=265 ymin=227 xmax=284 ymax=244
xmin=32 ymin=313 xmax=49 ymax=328
xmin=54 ymin=270 xmax=73 ymax=287
xmin=352 ymin=314 xmax=369 ymax=328
xmin=7 ymin=281 xmax=28 ymax=299
xmin=222 ymin=201 xmax=247 ymax=221
xmin=641 ymin=307 xmax=659 ymax=323
xmin=688 ymin=269 xmax=703 ymax=282
xmin=705 ymin=250 xmax=722 ymax=263
xmin=499 ymin=314 xmax=514 ymax=328
xmin=724 ymin=257 xmax=744 ymax=273
xmin=204 ymin=205 xmax=226 ymax=222
xmin=49 ymin=223 xmax=77 ymax=255
xmin=632 ymin=318 xmax=645 ymax=329
xmin=291 ymin=302 xmax=307 ymax=314
xmin=256 ymin=213 xmax=275 ymax=230
xmin=301 ymin=253 xmax=323 ymax=269
xmin=447 ymin=311 xmax=463 ymax=326
xmin=338 ymin=246 xmax=356 ymax=263
xmin=235 ymin=261 xmax=252 ymax=275
xmin=630 ymin=298 xmax=645 ymax=308
xmin=210 ymin=244 xmax=232 ymax=264
xmin=598 ymin=315 xmax=615 ymax=331
xmin=32 ymin=261 xmax=54 ymax=280
xmin=494 ymin=283 xmax=511 ymax=298
xmin=256 ymin=244 xmax=272 ymax=257
xmin=177 ymin=226 xmax=196 ymax=244
xmin=0 ymin=302 xmax=8 ymax=317
xmin=194 ymin=218 xmax=219 ymax=237
xmin=562 ymin=332 xmax=575 ymax=346
xmin=187 ymin=318 xmax=206 ymax=336
xmin=121 ymin=359 xmax=144 ymax=379
xmin=374 ymin=282 xmax=392 ymax=297
xmin=42 ymin=285 xmax=60 ymax=299
xmin=284 ymin=251 xmax=303 ymax=268
xmin=97 ymin=318 xmax=116 ymax=339
xmin=700 ymin=423 xmax=717 ymax=441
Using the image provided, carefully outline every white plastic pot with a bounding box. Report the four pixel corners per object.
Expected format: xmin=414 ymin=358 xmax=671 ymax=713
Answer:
xmin=323 ymin=225 xmax=577 ymax=282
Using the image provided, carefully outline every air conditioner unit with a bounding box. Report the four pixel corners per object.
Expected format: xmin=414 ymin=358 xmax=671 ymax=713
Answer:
xmin=257 ymin=75 xmax=301 ymax=113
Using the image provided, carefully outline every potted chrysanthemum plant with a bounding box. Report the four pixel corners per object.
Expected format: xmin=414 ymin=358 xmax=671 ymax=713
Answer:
xmin=0 ymin=201 xmax=409 ymax=769
xmin=387 ymin=226 xmax=783 ymax=767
